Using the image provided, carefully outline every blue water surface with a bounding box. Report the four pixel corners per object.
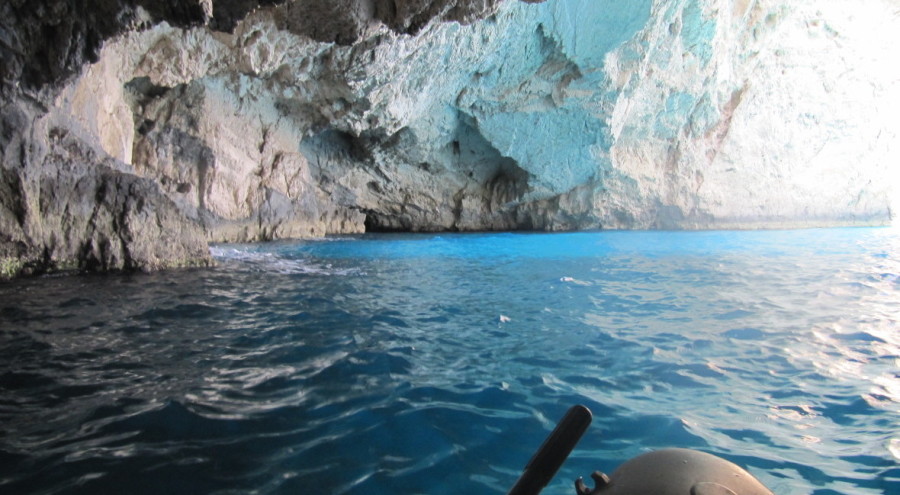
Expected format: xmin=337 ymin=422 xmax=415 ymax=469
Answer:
xmin=1 ymin=228 xmax=898 ymax=494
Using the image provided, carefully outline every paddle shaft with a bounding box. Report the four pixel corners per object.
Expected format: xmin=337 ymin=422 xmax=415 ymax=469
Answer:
xmin=507 ymin=405 xmax=593 ymax=495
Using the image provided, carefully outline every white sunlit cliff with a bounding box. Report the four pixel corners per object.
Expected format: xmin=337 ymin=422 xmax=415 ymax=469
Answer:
xmin=1 ymin=0 xmax=898 ymax=277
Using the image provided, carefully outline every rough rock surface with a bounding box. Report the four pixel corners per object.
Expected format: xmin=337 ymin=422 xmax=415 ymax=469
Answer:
xmin=0 ymin=101 xmax=211 ymax=277
xmin=1 ymin=0 xmax=898 ymax=277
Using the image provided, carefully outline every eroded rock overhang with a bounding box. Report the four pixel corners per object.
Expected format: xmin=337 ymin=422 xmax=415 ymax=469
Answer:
xmin=1 ymin=0 xmax=898 ymax=277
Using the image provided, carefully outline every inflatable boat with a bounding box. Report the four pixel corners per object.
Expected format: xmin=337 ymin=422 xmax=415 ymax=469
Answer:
xmin=508 ymin=405 xmax=774 ymax=495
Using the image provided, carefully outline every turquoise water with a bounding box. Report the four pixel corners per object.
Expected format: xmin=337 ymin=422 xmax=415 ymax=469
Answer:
xmin=1 ymin=228 xmax=898 ymax=494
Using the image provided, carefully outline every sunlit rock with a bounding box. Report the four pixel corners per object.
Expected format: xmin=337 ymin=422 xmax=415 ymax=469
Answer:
xmin=1 ymin=0 xmax=897 ymax=276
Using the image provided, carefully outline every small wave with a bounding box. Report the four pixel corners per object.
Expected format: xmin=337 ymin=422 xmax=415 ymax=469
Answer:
xmin=209 ymin=246 xmax=360 ymax=276
xmin=208 ymin=246 xmax=276 ymax=262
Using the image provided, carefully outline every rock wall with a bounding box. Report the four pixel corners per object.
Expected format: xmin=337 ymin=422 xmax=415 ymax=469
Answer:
xmin=1 ymin=0 xmax=898 ymax=277
xmin=606 ymin=0 xmax=900 ymax=229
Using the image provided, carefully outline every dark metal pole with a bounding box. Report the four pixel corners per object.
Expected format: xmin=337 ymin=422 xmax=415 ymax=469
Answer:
xmin=507 ymin=405 xmax=593 ymax=495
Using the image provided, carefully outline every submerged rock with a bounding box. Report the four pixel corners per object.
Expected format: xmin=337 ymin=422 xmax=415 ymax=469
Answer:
xmin=1 ymin=0 xmax=898 ymax=277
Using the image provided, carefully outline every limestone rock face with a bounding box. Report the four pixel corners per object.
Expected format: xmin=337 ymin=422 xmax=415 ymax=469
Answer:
xmin=1 ymin=0 xmax=898 ymax=277
xmin=0 ymin=102 xmax=211 ymax=277
xmin=604 ymin=0 xmax=899 ymax=228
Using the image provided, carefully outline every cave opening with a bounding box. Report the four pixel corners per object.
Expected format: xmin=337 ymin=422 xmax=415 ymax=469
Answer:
xmin=363 ymin=213 xmax=382 ymax=233
xmin=363 ymin=211 xmax=411 ymax=233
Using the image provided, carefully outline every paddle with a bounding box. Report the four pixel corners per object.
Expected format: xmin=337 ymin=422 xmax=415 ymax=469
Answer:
xmin=507 ymin=405 xmax=593 ymax=495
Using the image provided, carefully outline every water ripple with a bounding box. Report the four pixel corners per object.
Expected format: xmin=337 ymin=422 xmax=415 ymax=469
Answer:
xmin=0 ymin=229 xmax=898 ymax=494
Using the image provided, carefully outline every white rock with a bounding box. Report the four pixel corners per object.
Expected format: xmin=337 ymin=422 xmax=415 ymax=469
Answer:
xmin=47 ymin=0 xmax=900 ymax=243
